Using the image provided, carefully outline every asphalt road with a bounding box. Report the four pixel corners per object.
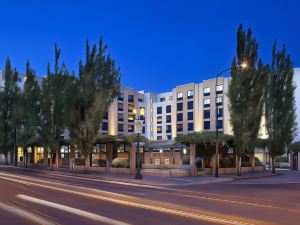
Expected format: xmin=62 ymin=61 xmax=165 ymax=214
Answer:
xmin=0 ymin=167 xmax=299 ymax=225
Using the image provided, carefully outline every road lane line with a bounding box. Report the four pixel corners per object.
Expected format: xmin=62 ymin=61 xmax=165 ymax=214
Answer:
xmin=0 ymin=202 xmax=56 ymax=225
xmin=0 ymin=175 xmax=259 ymax=225
xmin=2 ymin=171 xmax=296 ymax=213
xmin=18 ymin=194 xmax=131 ymax=225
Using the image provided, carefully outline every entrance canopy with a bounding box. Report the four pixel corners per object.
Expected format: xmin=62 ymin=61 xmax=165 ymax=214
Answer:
xmin=145 ymin=140 xmax=189 ymax=152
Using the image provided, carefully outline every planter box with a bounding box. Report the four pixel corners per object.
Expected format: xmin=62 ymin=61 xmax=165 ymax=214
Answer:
xmin=141 ymin=168 xmax=190 ymax=177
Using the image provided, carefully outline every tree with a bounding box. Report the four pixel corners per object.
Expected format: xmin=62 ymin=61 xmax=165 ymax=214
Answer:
xmin=16 ymin=61 xmax=41 ymax=166
xmin=228 ymin=25 xmax=266 ymax=175
xmin=0 ymin=58 xmax=20 ymax=164
xmin=65 ymin=38 xmax=120 ymax=172
xmin=265 ymin=42 xmax=297 ymax=173
xmin=40 ymin=45 xmax=69 ymax=168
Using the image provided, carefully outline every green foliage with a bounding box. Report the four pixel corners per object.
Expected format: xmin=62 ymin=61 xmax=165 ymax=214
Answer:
xmin=16 ymin=61 xmax=41 ymax=150
xmin=65 ymin=37 xmax=120 ymax=167
xmin=289 ymin=141 xmax=300 ymax=153
xmin=40 ymin=44 xmax=70 ymax=154
xmin=228 ymin=24 xmax=266 ymax=156
xmin=0 ymin=58 xmax=20 ymax=163
xmin=175 ymin=131 xmax=233 ymax=145
xmin=274 ymin=156 xmax=288 ymax=162
xmin=264 ymin=42 xmax=297 ymax=160
xmin=112 ymin=158 xmax=129 ymax=168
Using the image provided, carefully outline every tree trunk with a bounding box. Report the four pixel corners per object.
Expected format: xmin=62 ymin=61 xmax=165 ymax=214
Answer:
xmin=272 ymin=154 xmax=275 ymax=173
xmin=4 ymin=152 xmax=8 ymax=165
xmin=84 ymin=153 xmax=89 ymax=174
xmin=236 ymin=154 xmax=241 ymax=176
xmin=50 ymin=152 xmax=54 ymax=171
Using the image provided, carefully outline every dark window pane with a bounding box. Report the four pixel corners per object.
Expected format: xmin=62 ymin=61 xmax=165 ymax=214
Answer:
xmin=157 ymin=107 xmax=162 ymax=114
xmin=188 ymin=111 xmax=193 ymax=120
xmin=177 ymin=113 xmax=183 ymax=122
xmin=187 ymin=101 xmax=193 ymax=110
xmin=177 ymin=102 xmax=183 ymax=111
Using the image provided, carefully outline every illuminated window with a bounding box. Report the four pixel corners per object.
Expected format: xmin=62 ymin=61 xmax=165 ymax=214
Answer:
xmin=187 ymin=90 xmax=194 ymax=98
xmin=150 ymin=117 xmax=153 ymax=123
xmin=150 ymin=126 xmax=153 ymax=132
xmin=157 ymin=116 xmax=162 ymax=124
xmin=150 ymin=98 xmax=153 ymax=103
xmin=216 ymin=96 xmax=223 ymax=105
xmin=18 ymin=147 xmax=23 ymax=162
xmin=157 ymin=126 xmax=162 ymax=133
xmin=204 ymin=98 xmax=210 ymax=107
xmin=177 ymin=92 xmax=183 ymax=100
xmin=216 ymin=85 xmax=223 ymax=93
xmin=204 ymin=87 xmax=210 ymax=96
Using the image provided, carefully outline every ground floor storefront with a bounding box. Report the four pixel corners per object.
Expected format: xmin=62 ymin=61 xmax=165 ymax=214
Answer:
xmin=12 ymin=140 xmax=268 ymax=177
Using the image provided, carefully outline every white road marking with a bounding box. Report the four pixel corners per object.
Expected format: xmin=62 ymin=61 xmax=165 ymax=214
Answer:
xmin=0 ymin=202 xmax=55 ymax=225
xmin=18 ymin=194 xmax=131 ymax=225
xmin=0 ymin=174 xmax=258 ymax=225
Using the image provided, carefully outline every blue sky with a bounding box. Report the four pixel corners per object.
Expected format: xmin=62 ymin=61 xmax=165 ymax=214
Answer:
xmin=0 ymin=0 xmax=299 ymax=92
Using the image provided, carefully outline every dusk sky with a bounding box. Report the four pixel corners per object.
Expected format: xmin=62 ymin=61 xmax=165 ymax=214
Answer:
xmin=0 ymin=0 xmax=299 ymax=92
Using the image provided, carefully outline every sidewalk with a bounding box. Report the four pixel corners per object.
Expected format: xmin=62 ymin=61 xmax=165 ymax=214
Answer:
xmin=0 ymin=165 xmax=233 ymax=186
xmin=0 ymin=165 xmax=284 ymax=187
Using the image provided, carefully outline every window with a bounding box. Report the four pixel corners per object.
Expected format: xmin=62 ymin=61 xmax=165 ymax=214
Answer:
xmin=187 ymin=101 xmax=193 ymax=110
xmin=118 ymin=93 xmax=124 ymax=101
xmin=118 ymin=124 xmax=124 ymax=132
xmin=166 ymin=125 xmax=172 ymax=133
xmin=177 ymin=92 xmax=183 ymax=100
xmin=128 ymin=104 xmax=134 ymax=113
xmin=177 ymin=113 xmax=183 ymax=122
xmin=160 ymin=97 xmax=165 ymax=102
xmin=177 ymin=102 xmax=183 ymax=111
xmin=166 ymin=115 xmax=171 ymax=123
xmin=150 ymin=98 xmax=153 ymax=103
xmin=169 ymin=96 xmax=173 ymax=100
xmin=216 ymin=96 xmax=223 ymax=105
xmin=138 ymin=98 xmax=143 ymax=102
xmin=103 ymin=112 xmax=108 ymax=120
xmin=128 ymin=124 xmax=134 ymax=132
xmin=216 ymin=85 xmax=223 ymax=93
xmin=167 ymin=135 xmax=172 ymax=140
xmin=118 ymin=113 xmax=124 ymax=121
xmin=150 ymin=126 xmax=153 ymax=132
xmin=102 ymin=122 xmax=108 ymax=131
xmin=128 ymin=115 xmax=134 ymax=123
xmin=118 ymin=103 xmax=123 ymax=111
xmin=166 ymin=105 xmax=171 ymax=113
xmin=217 ymin=108 xmax=223 ymax=117
xmin=187 ymin=90 xmax=194 ymax=99
xmin=204 ymin=98 xmax=210 ymax=107
xmin=157 ymin=116 xmax=162 ymax=124
xmin=150 ymin=117 xmax=153 ymax=123
xmin=188 ymin=112 xmax=193 ymax=120
xmin=128 ymin=94 xmax=134 ymax=102
xmin=157 ymin=126 xmax=162 ymax=133
xmin=150 ymin=107 xmax=153 ymax=113
xmin=217 ymin=120 xmax=223 ymax=129
xmin=188 ymin=123 xmax=193 ymax=131
xmin=177 ymin=124 xmax=183 ymax=132
xmin=157 ymin=136 xmax=162 ymax=141
xmin=204 ymin=87 xmax=210 ymax=96
xmin=204 ymin=110 xmax=210 ymax=119
xmin=157 ymin=107 xmax=162 ymax=114
xmin=204 ymin=121 xmax=210 ymax=130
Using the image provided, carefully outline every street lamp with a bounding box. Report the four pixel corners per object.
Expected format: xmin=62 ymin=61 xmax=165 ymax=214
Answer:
xmin=133 ymin=107 xmax=145 ymax=180
xmin=214 ymin=62 xmax=247 ymax=178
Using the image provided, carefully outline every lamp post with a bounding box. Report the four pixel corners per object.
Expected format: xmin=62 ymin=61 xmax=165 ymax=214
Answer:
xmin=214 ymin=62 xmax=247 ymax=178
xmin=133 ymin=107 xmax=145 ymax=180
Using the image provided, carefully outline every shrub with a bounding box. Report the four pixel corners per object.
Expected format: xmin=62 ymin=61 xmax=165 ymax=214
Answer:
xmin=220 ymin=158 xmax=233 ymax=168
xmin=112 ymin=158 xmax=130 ymax=168
xmin=275 ymin=156 xmax=288 ymax=162
xmin=241 ymin=162 xmax=252 ymax=167
xmin=255 ymin=157 xmax=263 ymax=166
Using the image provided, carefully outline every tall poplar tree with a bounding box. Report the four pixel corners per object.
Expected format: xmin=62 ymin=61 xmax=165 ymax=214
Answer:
xmin=0 ymin=58 xmax=20 ymax=164
xmin=65 ymin=38 xmax=120 ymax=172
xmin=40 ymin=45 xmax=69 ymax=168
xmin=16 ymin=61 xmax=41 ymax=166
xmin=228 ymin=25 xmax=266 ymax=175
xmin=265 ymin=42 xmax=297 ymax=173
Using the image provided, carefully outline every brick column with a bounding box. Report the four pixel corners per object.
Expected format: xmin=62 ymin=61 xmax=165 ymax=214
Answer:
xmin=55 ymin=149 xmax=59 ymax=168
xmin=130 ymin=145 xmax=136 ymax=174
xmin=190 ymin=144 xmax=196 ymax=176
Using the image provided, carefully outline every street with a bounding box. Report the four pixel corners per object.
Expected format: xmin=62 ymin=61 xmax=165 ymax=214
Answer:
xmin=0 ymin=167 xmax=299 ymax=225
